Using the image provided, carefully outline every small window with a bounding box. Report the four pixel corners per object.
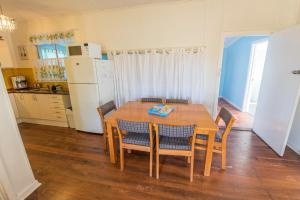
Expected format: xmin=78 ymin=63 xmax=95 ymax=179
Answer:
xmin=35 ymin=44 xmax=68 ymax=82
xmin=37 ymin=44 xmax=67 ymax=59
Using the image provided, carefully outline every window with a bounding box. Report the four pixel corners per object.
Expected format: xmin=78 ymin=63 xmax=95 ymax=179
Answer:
xmin=37 ymin=44 xmax=67 ymax=59
xmin=35 ymin=44 xmax=68 ymax=82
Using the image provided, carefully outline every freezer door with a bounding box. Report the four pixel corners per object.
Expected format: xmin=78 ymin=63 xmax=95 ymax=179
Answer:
xmin=68 ymin=83 xmax=103 ymax=133
xmin=65 ymin=56 xmax=98 ymax=84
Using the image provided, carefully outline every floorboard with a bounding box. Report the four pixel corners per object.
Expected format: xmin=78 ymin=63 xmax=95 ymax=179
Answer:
xmin=20 ymin=123 xmax=300 ymax=200
xmin=218 ymin=98 xmax=253 ymax=130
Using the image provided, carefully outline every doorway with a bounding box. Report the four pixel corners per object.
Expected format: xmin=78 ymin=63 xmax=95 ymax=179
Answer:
xmin=244 ymin=40 xmax=269 ymax=116
xmin=218 ymin=36 xmax=269 ymax=130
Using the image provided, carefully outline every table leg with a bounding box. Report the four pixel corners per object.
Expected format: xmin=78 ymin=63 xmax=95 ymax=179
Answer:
xmin=107 ymin=122 xmax=116 ymax=163
xmin=204 ymin=131 xmax=216 ymax=176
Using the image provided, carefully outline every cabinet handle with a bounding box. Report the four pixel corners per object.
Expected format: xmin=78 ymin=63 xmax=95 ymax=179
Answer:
xmin=32 ymin=95 xmax=37 ymax=101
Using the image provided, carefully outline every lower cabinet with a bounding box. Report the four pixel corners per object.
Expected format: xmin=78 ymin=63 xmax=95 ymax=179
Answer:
xmin=13 ymin=93 xmax=71 ymax=127
xmin=8 ymin=93 xmax=20 ymax=119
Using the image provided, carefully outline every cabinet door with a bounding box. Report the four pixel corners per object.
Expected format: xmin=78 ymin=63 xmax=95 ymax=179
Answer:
xmin=14 ymin=94 xmax=27 ymax=118
xmin=9 ymin=94 xmax=19 ymax=118
xmin=26 ymin=94 xmax=41 ymax=119
xmin=14 ymin=94 xmax=40 ymax=119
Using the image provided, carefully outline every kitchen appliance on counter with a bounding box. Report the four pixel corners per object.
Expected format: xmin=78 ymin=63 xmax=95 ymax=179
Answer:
xmin=48 ymin=85 xmax=63 ymax=92
xmin=67 ymin=43 xmax=102 ymax=59
xmin=11 ymin=76 xmax=28 ymax=90
xmin=65 ymin=56 xmax=115 ymax=134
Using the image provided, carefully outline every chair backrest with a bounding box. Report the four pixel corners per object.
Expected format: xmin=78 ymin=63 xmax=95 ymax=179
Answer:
xmin=165 ymin=98 xmax=189 ymax=104
xmin=215 ymin=107 xmax=235 ymax=140
xmin=97 ymin=100 xmax=117 ymax=132
xmin=117 ymin=119 xmax=150 ymax=134
xmin=141 ymin=97 xmax=163 ymax=103
xmin=156 ymin=124 xmax=195 ymax=138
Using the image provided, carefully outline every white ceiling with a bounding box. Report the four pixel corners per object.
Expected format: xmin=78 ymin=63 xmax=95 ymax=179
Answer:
xmin=1 ymin=0 xmax=177 ymax=20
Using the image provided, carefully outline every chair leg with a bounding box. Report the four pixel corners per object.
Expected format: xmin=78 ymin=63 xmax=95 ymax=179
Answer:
xmin=221 ymin=147 xmax=227 ymax=170
xmin=105 ymin=137 xmax=109 ymax=153
xmin=156 ymin=153 xmax=159 ymax=179
xmin=103 ymin=131 xmax=107 ymax=153
xmin=187 ymin=156 xmax=191 ymax=164
xmin=150 ymin=148 xmax=153 ymax=177
xmin=190 ymin=154 xmax=194 ymax=182
xmin=120 ymin=147 xmax=124 ymax=171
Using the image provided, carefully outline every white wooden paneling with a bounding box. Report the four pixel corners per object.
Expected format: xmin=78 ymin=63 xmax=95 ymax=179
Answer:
xmin=253 ymin=25 xmax=300 ymax=156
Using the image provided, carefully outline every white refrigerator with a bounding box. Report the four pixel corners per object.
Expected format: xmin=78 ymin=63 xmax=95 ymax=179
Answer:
xmin=65 ymin=56 xmax=115 ymax=134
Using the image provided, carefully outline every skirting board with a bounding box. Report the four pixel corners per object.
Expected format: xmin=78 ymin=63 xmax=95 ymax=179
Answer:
xmin=219 ymin=96 xmax=243 ymax=111
xmin=287 ymin=142 xmax=300 ymax=155
xmin=17 ymin=180 xmax=41 ymax=200
xmin=21 ymin=118 xmax=68 ymax=127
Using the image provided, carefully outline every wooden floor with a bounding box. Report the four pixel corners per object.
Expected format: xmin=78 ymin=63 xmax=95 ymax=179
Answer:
xmin=21 ymin=123 xmax=300 ymax=200
xmin=218 ymin=98 xmax=253 ymax=130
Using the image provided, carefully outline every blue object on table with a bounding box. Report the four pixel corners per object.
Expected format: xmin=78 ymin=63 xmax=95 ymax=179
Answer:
xmin=148 ymin=104 xmax=175 ymax=117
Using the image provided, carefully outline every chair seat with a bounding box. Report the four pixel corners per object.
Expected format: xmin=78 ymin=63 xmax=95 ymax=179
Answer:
xmin=122 ymin=132 xmax=150 ymax=146
xmin=196 ymin=132 xmax=222 ymax=142
xmin=159 ymin=136 xmax=191 ymax=150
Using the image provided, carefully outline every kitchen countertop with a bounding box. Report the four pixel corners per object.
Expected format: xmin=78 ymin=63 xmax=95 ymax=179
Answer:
xmin=7 ymin=89 xmax=70 ymax=95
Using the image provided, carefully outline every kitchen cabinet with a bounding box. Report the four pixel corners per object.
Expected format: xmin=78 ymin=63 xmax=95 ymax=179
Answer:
xmin=14 ymin=93 xmax=40 ymax=119
xmin=37 ymin=94 xmax=68 ymax=122
xmin=13 ymin=93 xmax=71 ymax=127
xmin=8 ymin=93 xmax=19 ymax=119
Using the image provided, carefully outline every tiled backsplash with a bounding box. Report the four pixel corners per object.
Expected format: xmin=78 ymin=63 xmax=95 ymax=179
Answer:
xmin=1 ymin=67 xmax=69 ymax=91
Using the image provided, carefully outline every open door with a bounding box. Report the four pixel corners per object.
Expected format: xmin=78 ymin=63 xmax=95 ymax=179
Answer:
xmin=253 ymin=25 xmax=300 ymax=156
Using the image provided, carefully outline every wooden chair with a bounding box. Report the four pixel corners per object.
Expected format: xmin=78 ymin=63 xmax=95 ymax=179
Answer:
xmin=153 ymin=124 xmax=197 ymax=182
xmin=116 ymin=120 xmax=154 ymax=176
xmin=97 ymin=100 xmax=117 ymax=153
xmin=195 ymin=107 xmax=235 ymax=170
xmin=165 ymin=98 xmax=189 ymax=104
xmin=141 ymin=97 xmax=163 ymax=103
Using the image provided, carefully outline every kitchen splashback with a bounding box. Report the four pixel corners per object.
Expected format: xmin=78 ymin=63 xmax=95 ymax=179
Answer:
xmin=1 ymin=68 xmax=35 ymax=89
xmin=1 ymin=67 xmax=69 ymax=91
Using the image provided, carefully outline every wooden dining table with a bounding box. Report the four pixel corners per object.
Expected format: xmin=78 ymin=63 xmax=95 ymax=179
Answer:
xmin=104 ymin=101 xmax=219 ymax=176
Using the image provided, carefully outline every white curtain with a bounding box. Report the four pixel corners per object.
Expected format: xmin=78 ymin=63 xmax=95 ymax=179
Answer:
xmin=110 ymin=48 xmax=206 ymax=106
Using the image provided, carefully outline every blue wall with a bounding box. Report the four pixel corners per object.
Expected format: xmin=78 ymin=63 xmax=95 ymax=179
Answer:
xmin=219 ymin=36 xmax=268 ymax=110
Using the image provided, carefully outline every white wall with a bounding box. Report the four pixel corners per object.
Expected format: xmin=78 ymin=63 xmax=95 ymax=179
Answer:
xmin=0 ymin=40 xmax=14 ymax=68
xmin=9 ymin=0 xmax=300 ymax=113
xmin=288 ymin=99 xmax=300 ymax=155
xmin=0 ymin=32 xmax=17 ymax=68
xmin=0 ymin=72 xmax=40 ymax=199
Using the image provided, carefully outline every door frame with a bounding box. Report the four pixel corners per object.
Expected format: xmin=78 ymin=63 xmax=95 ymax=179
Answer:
xmin=214 ymin=31 xmax=271 ymax=117
xmin=242 ymin=38 xmax=269 ymax=114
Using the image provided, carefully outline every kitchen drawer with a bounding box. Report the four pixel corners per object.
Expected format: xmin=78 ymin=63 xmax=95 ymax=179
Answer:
xmin=44 ymin=111 xmax=67 ymax=121
xmin=49 ymin=95 xmax=63 ymax=101
xmin=49 ymin=99 xmax=64 ymax=106
xmin=48 ymin=103 xmax=65 ymax=110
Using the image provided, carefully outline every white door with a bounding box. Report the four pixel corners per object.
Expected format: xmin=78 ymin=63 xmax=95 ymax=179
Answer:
xmin=253 ymin=25 xmax=300 ymax=156
xmin=68 ymin=83 xmax=103 ymax=133
xmin=244 ymin=40 xmax=268 ymax=115
xmin=65 ymin=56 xmax=97 ymax=84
